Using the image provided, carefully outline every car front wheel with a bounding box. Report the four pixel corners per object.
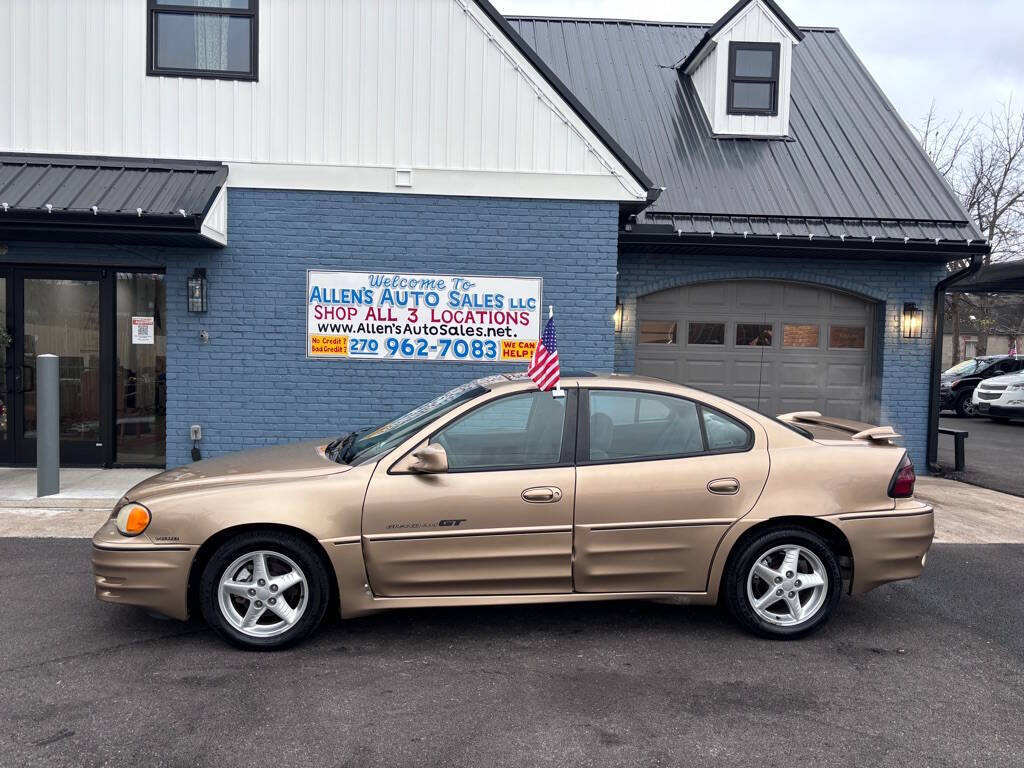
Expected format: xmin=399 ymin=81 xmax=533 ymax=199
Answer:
xmin=724 ymin=527 xmax=842 ymax=639
xmin=200 ymin=531 xmax=330 ymax=650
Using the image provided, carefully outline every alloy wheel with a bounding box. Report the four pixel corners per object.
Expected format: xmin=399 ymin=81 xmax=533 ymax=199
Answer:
xmin=746 ymin=544 xmax=828 ymax=627
xmin=217 ymin=550 xmax=309 ymax=638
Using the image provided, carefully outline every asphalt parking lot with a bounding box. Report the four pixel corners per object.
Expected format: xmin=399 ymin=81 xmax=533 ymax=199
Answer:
xmin=1 ymin=539 xmax=1022 ymax=768
xmin=939 ymin=416 xmax=1024 ymax=497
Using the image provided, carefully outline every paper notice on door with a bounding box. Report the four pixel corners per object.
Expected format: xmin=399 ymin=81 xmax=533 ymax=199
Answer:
xmin=132 ymin=316 xmax=155 ymax=345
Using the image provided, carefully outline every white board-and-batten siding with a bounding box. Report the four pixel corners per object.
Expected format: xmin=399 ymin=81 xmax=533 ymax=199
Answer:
xmin=0 ymin=0 xmax=647 ymax=202
xmin=688 ymin=0 xmax=795 ymax=138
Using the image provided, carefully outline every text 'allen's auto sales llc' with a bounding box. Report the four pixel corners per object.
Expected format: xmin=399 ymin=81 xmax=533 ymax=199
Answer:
xmin=306 ymin=270 xmax=543 ymax=362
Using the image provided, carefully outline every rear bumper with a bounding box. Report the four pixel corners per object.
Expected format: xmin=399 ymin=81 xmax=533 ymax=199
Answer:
xmin=828 ymin=504 xmax=934 ymax=594
xmin=92 ymin=522 xmax=195 ymax=620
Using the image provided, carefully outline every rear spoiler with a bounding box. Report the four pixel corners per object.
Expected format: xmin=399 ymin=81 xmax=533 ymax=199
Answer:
xmin=777 ymin=411 xmax=902 ymax=444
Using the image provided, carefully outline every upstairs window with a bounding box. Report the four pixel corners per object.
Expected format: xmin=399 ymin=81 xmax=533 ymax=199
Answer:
xmin=727 ymin=42 xmax=779 ymax=116
xmin=148 ymin=1 xmax=258 ymax=81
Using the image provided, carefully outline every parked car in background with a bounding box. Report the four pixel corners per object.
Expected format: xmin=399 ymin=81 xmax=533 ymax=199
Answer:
xmin=972 ymin=370 xmax=1024 ymax=422
xmin=940 ymin=355 xmax=1024 ymax=417
xmin=93 ymin=373 xmax=933 ymax=650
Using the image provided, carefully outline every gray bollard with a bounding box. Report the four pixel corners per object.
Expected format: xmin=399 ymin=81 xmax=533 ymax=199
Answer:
xmin=36 ymin=354 xmax=60 ymax=497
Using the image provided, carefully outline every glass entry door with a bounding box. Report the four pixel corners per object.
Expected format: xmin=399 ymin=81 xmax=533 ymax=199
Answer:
xmin=12 ymin=269 xmax=110 ymax=466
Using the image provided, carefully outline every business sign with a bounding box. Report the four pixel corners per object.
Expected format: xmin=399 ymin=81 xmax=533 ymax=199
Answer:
xmin=306 ymin=270 xmax=543 ymax=362
xmin=131 ymin=316 xmax=154 ymax=345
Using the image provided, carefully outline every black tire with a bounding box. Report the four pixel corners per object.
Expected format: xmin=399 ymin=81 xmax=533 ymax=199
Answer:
xmin=200 ymin=530 xmax=330 ymax=650
xmin=954 ymin=391 xmax=977 ymax=418
xmin=723 ymin=526 xmax=842 ymax=640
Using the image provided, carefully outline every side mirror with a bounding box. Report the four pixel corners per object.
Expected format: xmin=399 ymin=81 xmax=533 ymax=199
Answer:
xmin=409 ymin=442 xmax=448 ymax=474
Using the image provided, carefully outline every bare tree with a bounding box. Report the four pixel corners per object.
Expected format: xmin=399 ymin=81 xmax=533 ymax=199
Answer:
xmin=916 ymin=99 xmax=1024 ymax=361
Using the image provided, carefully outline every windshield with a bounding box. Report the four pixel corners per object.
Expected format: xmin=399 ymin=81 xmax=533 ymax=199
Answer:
xmin=342 ymin=382 xmax=487 ymax=465
xmin=944 ymin=358 xmax=991 ymax=376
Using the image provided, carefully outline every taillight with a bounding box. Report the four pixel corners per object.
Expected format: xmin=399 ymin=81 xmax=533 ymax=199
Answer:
xmin=889 ymin=455 xmax=916 ymax=498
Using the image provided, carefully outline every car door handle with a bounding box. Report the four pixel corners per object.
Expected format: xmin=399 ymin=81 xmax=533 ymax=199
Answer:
xmin=522 ymin=486 xmax=562 ymax=503
xmin=707 ymin=478 xmax=740 ymax=495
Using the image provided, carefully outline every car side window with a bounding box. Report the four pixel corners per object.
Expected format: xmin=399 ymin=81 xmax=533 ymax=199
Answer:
xmin=703 ymin=408 xmax=753 ymax=451
xmin=433 ymin=392 xmax=565 ymax=471
xmin=588 ymin=391 xmax=704 ymax=462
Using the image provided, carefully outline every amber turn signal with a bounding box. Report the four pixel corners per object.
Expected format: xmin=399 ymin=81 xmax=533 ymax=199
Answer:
xmin=115 ymin=503 xmax=152 ymax=537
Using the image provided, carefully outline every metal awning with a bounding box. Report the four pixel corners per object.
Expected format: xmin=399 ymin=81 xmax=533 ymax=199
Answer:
xmin=949 ymin=261 xmax=1024 ymax=293
xmin=0 ymin=153 xmax=228 ymax=247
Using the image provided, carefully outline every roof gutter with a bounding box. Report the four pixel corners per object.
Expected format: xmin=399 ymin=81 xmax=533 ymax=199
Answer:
xmin=926 ymin=254 xmax=984 ymax=473
xmin=619 ymin=230 xmax=989 ymax=261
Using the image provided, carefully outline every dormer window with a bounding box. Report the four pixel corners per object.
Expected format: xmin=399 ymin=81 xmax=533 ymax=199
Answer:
xmin=727 ymin=42 xmax=780 ymax=116
xmin=678 ymin=0 xmax=802 ymax=138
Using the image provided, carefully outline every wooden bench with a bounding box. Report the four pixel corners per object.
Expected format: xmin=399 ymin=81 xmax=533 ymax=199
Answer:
xmin=938 ymin=427 xmax=969 ymax=471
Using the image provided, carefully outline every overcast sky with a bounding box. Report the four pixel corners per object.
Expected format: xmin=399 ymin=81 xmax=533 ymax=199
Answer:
xmin=496 ymin=0 xmax=1022 ymax=130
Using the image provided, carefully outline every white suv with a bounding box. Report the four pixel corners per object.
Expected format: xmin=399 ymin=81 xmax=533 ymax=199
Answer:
xmin=972 ymin=370 xmax=1024 ymax=422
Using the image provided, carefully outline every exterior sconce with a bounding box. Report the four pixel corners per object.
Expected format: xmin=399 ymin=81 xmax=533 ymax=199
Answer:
xmin=187 ymin=268 xmax=208 ymax=313
xmin=902 ymin=302 xmax=923 ymax=339
xmin=613 ymin=301 xmax=624 ymax=333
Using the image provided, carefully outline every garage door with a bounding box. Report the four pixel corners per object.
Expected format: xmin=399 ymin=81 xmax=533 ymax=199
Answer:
xmin=635 ymin=280 xmax=876 ymax=421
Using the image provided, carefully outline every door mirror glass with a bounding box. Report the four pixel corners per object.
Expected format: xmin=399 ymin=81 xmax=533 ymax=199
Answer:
xmin=409 ymin=442 xmax=449 ymax=474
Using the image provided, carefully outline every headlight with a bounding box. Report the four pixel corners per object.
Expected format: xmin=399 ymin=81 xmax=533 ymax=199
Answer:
xmin=114 ymin=503 xmax=152 ymax=537
xmin=1009 ymin=383 xmax=1024 ymax=391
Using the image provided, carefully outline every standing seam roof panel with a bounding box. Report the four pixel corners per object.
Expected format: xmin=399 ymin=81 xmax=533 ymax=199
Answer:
xmin=506 ymin=17 xmax=978 ymax=239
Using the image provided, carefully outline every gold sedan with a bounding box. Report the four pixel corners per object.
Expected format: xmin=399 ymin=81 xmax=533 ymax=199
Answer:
xmin=93 ymin=373 xmax=933 ymax=649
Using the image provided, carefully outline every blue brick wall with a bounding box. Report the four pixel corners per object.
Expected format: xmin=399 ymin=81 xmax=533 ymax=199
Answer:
xmin=159 ymin=189 xmax=618 ymax=467
xmin=615 ymin=252 xmax=947 ymax=467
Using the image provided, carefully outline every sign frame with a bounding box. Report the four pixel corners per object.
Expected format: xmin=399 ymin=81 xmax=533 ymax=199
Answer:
xmin=305 ymin=269 xmax=544 ymax=363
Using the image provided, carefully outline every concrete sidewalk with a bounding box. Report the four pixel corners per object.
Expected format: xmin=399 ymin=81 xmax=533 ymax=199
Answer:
xmin=917 ymin=475 xmax=1024 ymax=543
xmin=0 ymin=468 xmax=160 ymax=537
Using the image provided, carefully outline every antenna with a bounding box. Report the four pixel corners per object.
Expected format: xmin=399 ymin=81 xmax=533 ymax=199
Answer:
xmin=756 ymin=312 xmax=768 ymax=414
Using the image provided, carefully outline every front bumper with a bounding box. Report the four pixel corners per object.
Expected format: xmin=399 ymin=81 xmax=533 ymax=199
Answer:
xmin=828 ymin=503 xmax=934 ymax=594
xmin=975 ymin=403 xmax=1024 ymax=418
xmin=938 ymin=389 xmax=956 ymax=408
xmin=92 ymin=520 xmax=196 ymax=621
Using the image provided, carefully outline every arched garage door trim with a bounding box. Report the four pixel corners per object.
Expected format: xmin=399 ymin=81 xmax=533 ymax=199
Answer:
xmin=629 ymin=279 xmax=883 ymax=423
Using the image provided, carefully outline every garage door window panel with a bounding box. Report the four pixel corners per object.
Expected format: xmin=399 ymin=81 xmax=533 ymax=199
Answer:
xmin=688 ymin=322 xmax=725 ymax=345
xmin=639 ymin=321 xmax=677 ymax=344
xmin=829 ymin=326 xmax=866 ymax=349
xmin=434 ymin=392 xmax=570 ymax=471
xmin=783 ymin=323 xmax=820 ymax=348
xmin=585 ymin=390 xmax=705 ymax=463
xmin=737 ymin=323 xmax=774 ymax=346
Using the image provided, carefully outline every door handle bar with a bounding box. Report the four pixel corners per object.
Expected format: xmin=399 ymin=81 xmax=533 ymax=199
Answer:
xmin=707 ymin=478 xmax=740 ymax=495
xmin=522 ymin=486 xmax=562 ymax=503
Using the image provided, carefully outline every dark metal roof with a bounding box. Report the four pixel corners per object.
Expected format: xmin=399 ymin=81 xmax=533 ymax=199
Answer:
xmin=507 ymin=17 xmax=983 ymax=250
xmin=0 ymin=153 xmax=227 ymax=246
xmin=950 ymin=261 xmax=1024 ymax=292
xmin=676 ymin=0 xmax=804 ymax=72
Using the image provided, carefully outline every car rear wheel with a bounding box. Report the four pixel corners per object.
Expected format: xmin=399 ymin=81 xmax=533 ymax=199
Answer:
xmin=724 ymin=527 xmax=842 ymax=639
xmin=200 ymin=531 xmax=330 ymax=650
xmin=954 ymin=391 xmax=977 ymax=418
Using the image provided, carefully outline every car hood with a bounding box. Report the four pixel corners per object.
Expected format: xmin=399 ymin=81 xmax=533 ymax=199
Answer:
xmin=983 ymin=371 xmax=1024 ymax=386
xmin=125 ymin=440 xmax=351 ymax=502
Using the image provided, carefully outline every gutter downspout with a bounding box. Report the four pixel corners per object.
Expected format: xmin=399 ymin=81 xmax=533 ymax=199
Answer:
xmin=926 ymin=254 xmax=983 ymax=473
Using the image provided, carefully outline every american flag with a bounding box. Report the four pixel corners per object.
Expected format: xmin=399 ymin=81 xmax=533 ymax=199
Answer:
xmin=527 ymin=315 xmax=561 ymax=391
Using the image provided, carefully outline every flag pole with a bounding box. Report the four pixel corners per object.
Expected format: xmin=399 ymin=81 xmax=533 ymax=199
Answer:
xmin=549 ymin=305 xmax=565 ymax=398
